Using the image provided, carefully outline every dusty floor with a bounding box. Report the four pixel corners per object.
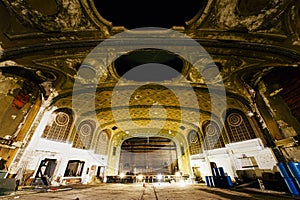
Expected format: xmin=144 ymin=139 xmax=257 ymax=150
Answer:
xmin=0 ymin=183 xmax=297 ymax=200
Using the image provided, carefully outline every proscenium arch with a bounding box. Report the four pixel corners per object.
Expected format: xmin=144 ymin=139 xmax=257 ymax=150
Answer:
xmin=72 ymin=27 xmax=227 ymax=170
xmin=109 ymin=129 xmax=188 ymax=175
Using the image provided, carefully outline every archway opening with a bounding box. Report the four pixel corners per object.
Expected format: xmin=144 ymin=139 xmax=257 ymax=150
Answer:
xmin=119 ymin=137 xmax=178 ymax=176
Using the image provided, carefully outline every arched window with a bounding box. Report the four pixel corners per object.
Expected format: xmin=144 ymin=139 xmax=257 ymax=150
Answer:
xmin=202 ymin=120 xmax=225 ymax=150
xmin=225 ymin=109 xmax=256 ymax=142
xmin=42 ymin=108 xmax=73 ymax=142
xmin=72 ymin=120 xmax=95 ymax=149
xmin=188 ymin=130 xmax=202 ymax=155
xmin=95 ymin=130 xmax=109 ymax=155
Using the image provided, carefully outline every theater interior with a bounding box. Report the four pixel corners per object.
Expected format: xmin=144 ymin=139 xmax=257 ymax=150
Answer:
xmin=0 ymin=0 xmax=300 ymax=197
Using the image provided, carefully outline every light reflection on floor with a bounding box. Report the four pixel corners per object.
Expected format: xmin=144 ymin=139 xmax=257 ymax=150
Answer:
xmin=0 ymin=183 xmax=295 ymax=200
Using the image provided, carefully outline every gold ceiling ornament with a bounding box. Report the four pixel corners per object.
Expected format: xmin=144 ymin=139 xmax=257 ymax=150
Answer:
xmin=72 ymin=27 xmax=227 ymax=144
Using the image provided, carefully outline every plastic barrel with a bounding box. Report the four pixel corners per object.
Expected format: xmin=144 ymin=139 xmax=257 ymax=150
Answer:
xmin=277 ymin=163 xmax=290 ymax=178
xmin=287 ymin=162 xmax=300 ymax=178
xmin=213 ymin=176 xmax=220 ymax=187
xmin=218 ymin=167 xmax=225 ymax=177
xmin=294 ymin=177 xmax=300 ymax=189
xmin=215 ymin=177 xmax=225 ymax=188
xmin=205 ymin=176 xmax=210 ymax=187
xmin=226 ymin=176 xmax=234 ymax=187
xmin=284 ymin=177 xmax=300 ymax=196
xmin=209 ymin=176 xmax=215 ymax=187
xmin=213 ymin=168 xmax=220 ymax=177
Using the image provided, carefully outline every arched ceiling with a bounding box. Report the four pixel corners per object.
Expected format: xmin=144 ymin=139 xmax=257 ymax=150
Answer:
xmin=0 ymin=0 xmax=300 ymax=141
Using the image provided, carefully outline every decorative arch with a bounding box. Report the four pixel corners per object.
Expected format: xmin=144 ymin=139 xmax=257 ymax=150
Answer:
xmin=188 ymin=130 xmax=202 ymax=155
xmin=72 ymin=120 xmax=96 ymax=149
xmin=95 ymin=129 xmax=110 ymax=155
xmin=42 ymin=108 xmax=73 ymax=142
xmin=225 ymin=109 xmax=256 ymax=143
xmin=202 ymin=120 xmax=225 ymax=150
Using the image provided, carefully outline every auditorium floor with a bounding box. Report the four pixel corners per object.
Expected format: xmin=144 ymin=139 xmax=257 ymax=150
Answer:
xmin=0 ymin=182 xmax=297 ymax=200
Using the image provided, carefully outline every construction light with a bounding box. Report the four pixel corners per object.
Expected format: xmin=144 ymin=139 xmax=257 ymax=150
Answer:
xmin=175 ymin=172 xmax=181 ymax=177
xmin=157 ymin=174 xmax=163 ymax=180
xmin=120 ymin=173 xmax=125 ymax=179
xmin=137 ymin=174 xmax=143 ymax=181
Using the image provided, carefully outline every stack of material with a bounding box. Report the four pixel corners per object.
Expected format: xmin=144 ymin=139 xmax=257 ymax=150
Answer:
xmin=277 ymin=162 xmax=300 ymax=197
xmin=205 ymin=167 xmax=233 ymax=188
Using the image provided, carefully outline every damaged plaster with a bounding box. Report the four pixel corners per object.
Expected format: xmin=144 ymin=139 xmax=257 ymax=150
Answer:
xmin=215 ymin=0 xmax=283 ymax=31
xmin=0 ymin=43 xmax=3 ymax=59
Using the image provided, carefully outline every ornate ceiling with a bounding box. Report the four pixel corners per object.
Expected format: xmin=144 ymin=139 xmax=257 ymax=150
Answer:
xmin=0 ymin=0 xmax=300 ymax=140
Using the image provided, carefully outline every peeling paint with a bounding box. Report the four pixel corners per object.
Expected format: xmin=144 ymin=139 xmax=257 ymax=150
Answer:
xmin=3 ymin=0 xmax=99 ymax=32
xmin=0 ymin=60 xmax=21 ymax=67
xmin=215 ymin=0 xmax=283 ymax=32
xmin=0 ymin=44 xmax=3 ymax=58
xmin=0 ymin=72 xmax=19 ymax=95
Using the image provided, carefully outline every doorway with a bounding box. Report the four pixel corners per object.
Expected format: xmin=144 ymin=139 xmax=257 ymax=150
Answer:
xmin=96 ymin=166 xmax=105 ymax=182
xmin=192 ymin=167 xmax=202 ymax=182
xmin=32 ymin=159 xmax=57 ymax=186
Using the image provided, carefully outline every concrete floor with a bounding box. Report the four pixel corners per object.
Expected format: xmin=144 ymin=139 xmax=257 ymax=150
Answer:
xmin=0 ymin=183 xmax=297 ymax=200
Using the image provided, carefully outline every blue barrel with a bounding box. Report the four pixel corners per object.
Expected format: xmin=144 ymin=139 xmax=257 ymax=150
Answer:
xmin=294 ymin=177 xmax=300 ymax=189
xmin=213 ymin=168 xmax=220 ymax=177
xmin=214 ymin=176 xmax=220 ymax=187
xmin=287 ymin=162 xmax=300 ymax=178
xmin=218 ymin=167 xmax=225 ymax=177
xmin=226 ymin=176 xmax=234 ymax=187
xmin=277 ymin=163 xmax=290 ymax=178
xmin=216 ymin=177 xmax=227 ymax=188
xmin=284 ymin=177 xmax=300 ymax=196
xmin=209 ymin=176 xmax=215 ymax=187
xmin=205 ymin=176 xmax=210 ymax=187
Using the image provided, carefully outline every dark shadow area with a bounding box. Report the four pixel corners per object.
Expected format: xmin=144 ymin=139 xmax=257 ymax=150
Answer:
xmin=200 ymin=188 xmax=253 ymax=199
xmin=200 ymin=188 xmax=294 ymax=200
xmin=114 ymin=49 xmax=183 ymax=82
xmin=94 ymin=0 xmax=207 ymax=29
